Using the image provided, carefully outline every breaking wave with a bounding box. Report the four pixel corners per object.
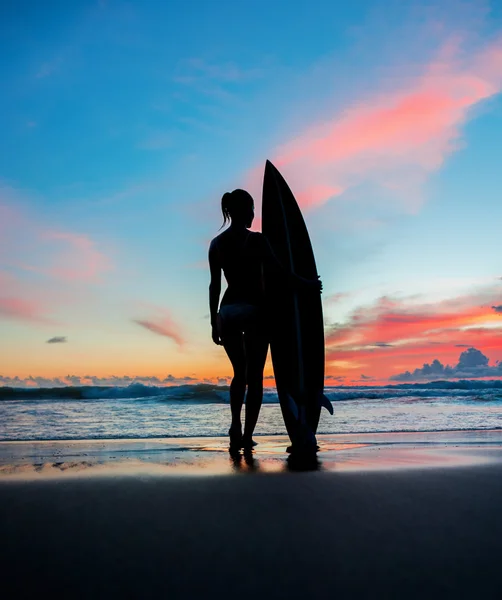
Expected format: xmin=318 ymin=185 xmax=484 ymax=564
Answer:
xmin=1 ymin=379 xmax=501 ymax=403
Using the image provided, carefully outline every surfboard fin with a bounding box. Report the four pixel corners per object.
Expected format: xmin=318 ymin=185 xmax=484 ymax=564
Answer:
xmin=319 ymin=393 xmax=334 ymax=415
xmin=286 ymin=393 xmax=299 ymax=420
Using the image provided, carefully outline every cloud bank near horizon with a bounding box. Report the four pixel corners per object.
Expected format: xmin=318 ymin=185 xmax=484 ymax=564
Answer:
xmin=0 ymin=373 xmax=200 ymax=389
xmin=391 ymin=346 xmax=502 ymax=382
xmin=326 ymin=282 xmax=502 ymax=380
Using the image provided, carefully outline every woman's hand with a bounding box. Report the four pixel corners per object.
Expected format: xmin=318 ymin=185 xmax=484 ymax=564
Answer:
xmin=313 ymin=276 xmax=323 ymax=293
xmin=212 ymin=324 xmax=222 ymax=345
xmin=293 ymin=274 xmax=323 ymax=293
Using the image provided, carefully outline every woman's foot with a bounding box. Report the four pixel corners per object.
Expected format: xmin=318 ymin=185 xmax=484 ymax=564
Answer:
xmin=229 ymin=426 xmax=243 ymax=450
xmin=286 ymin=443 xmax=320 ymax=454
xmin=242 ymin=437 xmax=258 ymax=450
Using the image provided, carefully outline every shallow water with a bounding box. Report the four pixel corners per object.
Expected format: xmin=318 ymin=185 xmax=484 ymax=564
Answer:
xmin=1 ymin=384 xmax=501 ymax=441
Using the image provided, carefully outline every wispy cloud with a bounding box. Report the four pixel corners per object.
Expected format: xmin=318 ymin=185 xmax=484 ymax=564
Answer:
xmin=262 ymin=36 xmax=502 ymax=213
xmin=1 ymin=199 xmax=111 ymax=283
xmin=173 ymin=57 xmax=265 ymax=106
xmin=175 ymin=58 xmax=264 ymax=84
xmin=132 ymin=305 xmax=185 ymax=347
xmin=0 ymin=268 xmax=56 ymax=325
xmin=0 ymin=196 xmax=113 ymax=325
xmin=35 ymin=54 xmax=65 ymax=79
xmin=0 ymin=297 xmax=55 ymax=325
xmin=38 ymin=231 xmax=111 ymax=282
xmin=137 ymin=131 xmax=172 ymax=150
xmin=36 ymin=62 xmax=58 ymax=79
xmin=324 ymin=291 xmax=353 ymax=305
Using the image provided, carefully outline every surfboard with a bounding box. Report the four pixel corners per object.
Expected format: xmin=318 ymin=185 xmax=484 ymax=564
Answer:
xmin=262 ymin=160 xmax=333 ymax=450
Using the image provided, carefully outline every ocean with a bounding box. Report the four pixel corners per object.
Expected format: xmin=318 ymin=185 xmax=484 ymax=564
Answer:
xmin=1 ymin=380 xmax=501 ymax=442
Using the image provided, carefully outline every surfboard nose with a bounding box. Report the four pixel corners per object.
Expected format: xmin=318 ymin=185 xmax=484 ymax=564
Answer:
xmin=265 ymin=159 xmax=278 ymax=174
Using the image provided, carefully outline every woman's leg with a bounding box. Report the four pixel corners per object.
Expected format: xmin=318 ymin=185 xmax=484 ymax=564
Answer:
xmin=242 ymin=330 xmax=269 ymax=445
xmin=222 ymin=332 xmax=247 ymax=440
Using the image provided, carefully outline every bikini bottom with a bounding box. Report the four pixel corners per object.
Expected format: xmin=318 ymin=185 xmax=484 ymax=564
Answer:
xmin=217 ymin=303 xmax=265 ymax=339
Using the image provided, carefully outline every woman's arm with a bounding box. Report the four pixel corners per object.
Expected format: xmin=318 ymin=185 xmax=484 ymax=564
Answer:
xmin=259 ymin=233 xmax=322 ymax=292
xmin=208 ymin=240 xmax=222 ymax=345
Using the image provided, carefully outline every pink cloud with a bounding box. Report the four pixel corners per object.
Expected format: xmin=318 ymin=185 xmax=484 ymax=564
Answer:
xmin=133 ymin=305 xmax=185 ymax=348
xmin=0 ymin=296 xmax=54 ymax=324
xmin=296 ymin=184 xmax=344 ymax=210
xmin=265 ymin=36 xmax=502 ymax=213
xmin=324 ymin=291 xmax=353 ymax=305
xmin=39 ymin=231 xmax=111 ymax=282
xmin=0 ymin=198 xmax=112 ymax=325
xmin=0 ymin=269 xmax=56 ymax=325
xmin=325 ymin=282 xmax=502 ymax=381
xmin=0 ymin=200 xmax=111 ymax=284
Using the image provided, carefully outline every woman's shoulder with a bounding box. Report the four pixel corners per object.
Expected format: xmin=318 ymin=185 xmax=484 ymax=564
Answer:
xmin=210 ymin=230 xmax=264 ymax=255
xmin=209 ymin=231 xmax=226 ymax=251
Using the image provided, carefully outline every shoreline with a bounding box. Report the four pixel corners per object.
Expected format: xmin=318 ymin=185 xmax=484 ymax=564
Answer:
xmin=1 ymin=429 xmax=502 ymax=479
xmin=2 ymin=425 xmax=502 ymax=444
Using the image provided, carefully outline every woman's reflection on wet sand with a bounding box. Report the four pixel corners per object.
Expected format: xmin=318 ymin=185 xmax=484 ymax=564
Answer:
xmin=229 ymin=447 xmax=322 ymax=472
xmin=229 ymin=448 xmax=260 ymax=472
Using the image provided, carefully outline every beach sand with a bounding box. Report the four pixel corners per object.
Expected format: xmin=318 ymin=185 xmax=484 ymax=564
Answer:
xmin=2 ymin=431 xmax=502 ymax=598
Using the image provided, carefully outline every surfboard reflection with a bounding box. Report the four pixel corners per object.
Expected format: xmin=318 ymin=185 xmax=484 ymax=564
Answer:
xmin=286 ymin=452 xmax=322 ymax=472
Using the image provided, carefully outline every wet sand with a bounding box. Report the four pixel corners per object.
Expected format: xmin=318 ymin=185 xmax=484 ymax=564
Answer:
xmin=2 ymin=429 xmax=502 ymax=477
xmin=2 ymin=432 xmax=502 ymax=598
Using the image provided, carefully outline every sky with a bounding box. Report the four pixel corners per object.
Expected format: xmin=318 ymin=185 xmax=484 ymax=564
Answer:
xmin=1 ymin=0 xmax=502 ymax=387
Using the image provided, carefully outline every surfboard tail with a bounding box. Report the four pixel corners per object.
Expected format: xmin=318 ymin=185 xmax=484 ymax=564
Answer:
xmin=286 ymin=395 xmax=309 ymax=428
xmin=319 ymin=392 xmax=334 ymax=415
xmin=287 ymin=392 xmax=333 ymax=418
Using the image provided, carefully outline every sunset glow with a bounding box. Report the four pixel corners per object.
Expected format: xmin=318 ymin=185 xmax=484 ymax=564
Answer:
xmin=1 ymin=1 xmax=501 ymax=387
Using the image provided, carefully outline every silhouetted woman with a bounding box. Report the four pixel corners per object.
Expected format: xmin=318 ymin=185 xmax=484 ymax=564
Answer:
xmin=208 ymin=190 xmax=268 ymax=450
xmin=209 ymin=189 xmax=319 ymax=450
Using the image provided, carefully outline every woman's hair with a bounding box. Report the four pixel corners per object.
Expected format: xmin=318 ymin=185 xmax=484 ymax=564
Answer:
xmin=221 ymin=189 xmax=254 ymax=228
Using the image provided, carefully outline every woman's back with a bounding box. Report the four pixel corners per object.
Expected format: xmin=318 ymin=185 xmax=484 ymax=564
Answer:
xmin=211 ymin=229 xmax=265 ymax=307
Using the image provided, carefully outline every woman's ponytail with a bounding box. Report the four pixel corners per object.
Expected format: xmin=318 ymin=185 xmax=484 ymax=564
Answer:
xmin=221 ymin=191 xmax=232 ymax=228
xmin=219 ymin=189 xmax=254 ymax=229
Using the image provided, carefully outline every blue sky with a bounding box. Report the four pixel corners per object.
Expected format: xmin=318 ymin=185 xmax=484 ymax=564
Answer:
xmin=1 ymin=0 xmax=502 ymax=385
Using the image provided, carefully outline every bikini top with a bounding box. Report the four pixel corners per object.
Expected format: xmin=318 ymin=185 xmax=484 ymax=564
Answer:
xmin=216 ymin=231 xmax=264 ymax=305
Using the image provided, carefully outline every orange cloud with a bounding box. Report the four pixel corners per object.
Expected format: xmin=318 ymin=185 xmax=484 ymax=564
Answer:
xmin=326 ymin=285 xmax=502 ymax=382
xmin=266 ymin=36 xmax=502 ymax=212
